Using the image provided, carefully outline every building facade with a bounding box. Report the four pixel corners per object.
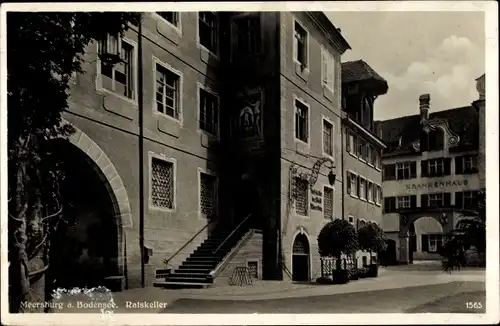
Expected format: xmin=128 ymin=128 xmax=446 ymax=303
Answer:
xmin=340 ymin=60 xmax=387 ymax=266
xmin=376 ymin=85 xmax=485 ymax=264
xmin=57 ymin=11 xmax=388 ymax=290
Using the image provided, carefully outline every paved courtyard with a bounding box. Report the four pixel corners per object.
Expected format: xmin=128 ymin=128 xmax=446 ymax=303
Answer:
xmin=51 ymin=264 xmax=486 ymax=314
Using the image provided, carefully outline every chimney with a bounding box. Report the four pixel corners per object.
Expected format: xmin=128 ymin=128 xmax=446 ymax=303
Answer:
xmin=419 ymin=94 xmax=430 ymax=122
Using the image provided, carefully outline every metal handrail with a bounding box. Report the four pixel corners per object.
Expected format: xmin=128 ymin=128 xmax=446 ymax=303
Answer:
xmin=213 ymin=213 xmax=252 ymax=255
xmin=164 ymin=218 xmax=217 ymax=267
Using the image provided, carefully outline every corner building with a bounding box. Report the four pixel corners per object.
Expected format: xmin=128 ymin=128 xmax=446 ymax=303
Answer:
xmin=59 ymin=11 xmax=388 ymax=290
xmin=375 ymin=84 xmax=485 ymax=264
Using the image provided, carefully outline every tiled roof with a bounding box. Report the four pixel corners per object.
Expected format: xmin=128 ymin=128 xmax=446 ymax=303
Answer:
xmin=375 ymin=106 xmax=479 ymax=155
xmin=341 ymin=60 xmax=387 ymax=84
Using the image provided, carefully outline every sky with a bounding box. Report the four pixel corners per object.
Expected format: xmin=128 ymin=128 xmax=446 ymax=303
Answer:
xmin=326 ymin=11 xmax=485 ymax=121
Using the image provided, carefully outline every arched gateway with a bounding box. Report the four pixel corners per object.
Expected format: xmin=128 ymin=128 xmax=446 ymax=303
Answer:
xmin=397 ymin=209 xmax=455 ymax=264
xmin=50 ymin=120 xmax=132 ymax=290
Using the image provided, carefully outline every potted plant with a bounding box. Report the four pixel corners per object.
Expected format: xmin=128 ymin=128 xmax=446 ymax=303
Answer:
xmin=358 ymin=222 xmax=387 ymax=278
xmin=318 ymin=219 xmax=359 ymax=284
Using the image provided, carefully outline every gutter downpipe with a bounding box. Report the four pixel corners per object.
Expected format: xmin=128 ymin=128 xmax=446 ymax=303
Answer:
xmin=138 ymin=14 xmax=145 ymax=288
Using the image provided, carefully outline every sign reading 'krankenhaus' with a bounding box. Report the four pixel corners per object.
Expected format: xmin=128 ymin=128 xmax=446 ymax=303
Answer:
xmin=405 ymin=179 xmax=469 ymax=190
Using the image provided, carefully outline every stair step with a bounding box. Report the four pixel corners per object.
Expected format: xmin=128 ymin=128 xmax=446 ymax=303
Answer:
xmin=174 ymin=268 xmax=211 ymax=274
xmin=178 ymin=266 xmax=213 ymax=271
xmin=154 ymin=281 xmax=211 ymax=289
xmin=165 ymin=276 xmax=212 ymax=284
xmin=169 ymin=272 xmax=210 ymax=279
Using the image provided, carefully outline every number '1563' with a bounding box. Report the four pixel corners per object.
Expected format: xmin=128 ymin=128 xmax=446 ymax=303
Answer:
xmin=465 ymin=302 xmax=483 ymax=309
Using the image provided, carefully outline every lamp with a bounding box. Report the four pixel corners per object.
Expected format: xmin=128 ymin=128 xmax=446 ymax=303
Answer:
xmin=328 ymin=170 xmax=336 ymax=186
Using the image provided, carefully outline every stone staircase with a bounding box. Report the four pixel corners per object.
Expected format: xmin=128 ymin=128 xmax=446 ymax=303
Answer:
xmin=154 ymin=218 xmax=252 ymax=289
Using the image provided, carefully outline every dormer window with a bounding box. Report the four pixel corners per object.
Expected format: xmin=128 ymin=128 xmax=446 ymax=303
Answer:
xmin=427 ymin=128 xmax=445 ymax=151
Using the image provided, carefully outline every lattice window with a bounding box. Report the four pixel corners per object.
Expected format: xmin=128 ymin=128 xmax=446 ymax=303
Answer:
xmin=323 ymin=187 xmax=333 ymax=219
xmin=151 ymin=158 xmax=174 ymax=209
xmin=293 ymin=236 xmax=309 ymax=254
xmin=247 ymin=261 xmax=258 ymax=278
xmin=295 ymin=178 xmax=308 ymax=216
xmin=200 ymin=173 xmax=217 ymax=216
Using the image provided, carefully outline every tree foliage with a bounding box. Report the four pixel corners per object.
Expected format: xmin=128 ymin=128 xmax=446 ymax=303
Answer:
xmin=358 ymin=222 xmax=388 ymax=253
xmin=439 ymin=190 xmax=486 ymax=271
xmin=7 ymin=11 xmax=140 ymax=313
xmin=318 ymin=219 xmax=359 ymax=258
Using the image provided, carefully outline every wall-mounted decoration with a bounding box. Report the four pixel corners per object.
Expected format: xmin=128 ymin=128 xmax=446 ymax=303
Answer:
xmin=231 ymin=88 xmax=264 ymax=141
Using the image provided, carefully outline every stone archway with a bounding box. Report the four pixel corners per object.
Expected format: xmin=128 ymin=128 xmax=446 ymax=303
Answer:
xmin=51 ymin=121 xmax=132 ymax=289
xmin=291 ymin=232 xmax=310 ymax=282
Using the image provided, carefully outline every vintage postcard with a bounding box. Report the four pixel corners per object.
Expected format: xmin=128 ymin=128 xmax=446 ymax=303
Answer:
xmin=1 ymin=1 xmax=498 ymax=325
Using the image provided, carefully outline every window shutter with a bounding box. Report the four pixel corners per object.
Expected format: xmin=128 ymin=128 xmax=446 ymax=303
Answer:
xmin=410 ymin=195 xmax=417 ymax=209
xmin=444 ymin=158 xmax=451 ymax=176
xmin=421 ymin=194 xmax=428 ymax=208
xmin=443 ymin=192 xmax=451 ymax=207
xmin=346 ymin=172 xmax=351 ymax=194
xmin=321 ymin=50 xmax=327 ymax=84
xmin=421 ymin=160 xmax=428 ymax=177
xmin=327 ymin=59 xmax=334 ymax=87
xmin=455 ymin=157 xmax=463 ymax=175
xmin=421 ymin=235 xmax=429 ymax=252
xmin=346 ymin=132 xmax=351 ymax=152
xmin=410 ymin=161 xmax=417 ymax=178
xmin=455 ymin=192 xmax=463 ymax=209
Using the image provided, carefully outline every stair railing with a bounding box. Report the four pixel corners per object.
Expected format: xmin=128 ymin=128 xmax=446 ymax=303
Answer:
xmin=213 ymin=213 xmax=253 ymax=256
xmin=163 ymin=217 xmax=217 ymax=269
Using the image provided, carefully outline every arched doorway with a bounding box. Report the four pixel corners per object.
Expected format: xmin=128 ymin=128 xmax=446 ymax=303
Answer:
xmin=292 ymin=233 xmax=310 ymax=282
xmin=46 ymin=138 xmax=122 ymax=290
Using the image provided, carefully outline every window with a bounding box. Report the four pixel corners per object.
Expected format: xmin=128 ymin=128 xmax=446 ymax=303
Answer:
xmin=157 ymin=12 xmax=179 ymax=27
xmin=99 ymin=35 xmax=135 ymax=99
xmin=423 ymin=234 xmax=443 ymax=253
xmin=455 ymin=191 xmax=479 ymax=210
xmin=295 ymin=178 xmax=308 ymax=216
xmin=455 ymin=155 xmax=478 ymax=174
xmin=293 ymin=21 xmax=308 ymax=68
xmin=359 ymin=178 xmax=366 ymax=200
xmin=199 ymin=87 xmax=219 ymax=136
xmin=383 ymin=164 xmax=396 ymax=181
xmin=428 ymin=128 xmax=445 ymax=152
xmin=383 ymin=197 xmax=396 ymax=213
xmin=151 ymin=157 xmax=174 ymax=209
xmin=155 ymin=64 xmax=180 ymax=119
xmin=323 ymin=186 xmax=334 ymax=219
xmin=232 ymin=15 xmax=261 ymax=57
xmin=347 ymin=172 xmax=357 ymax=197
xmin=396 ymin=161 xmax=416 ymax=180
xmin=295 ymin=99 xmax=309 ymax=143
xmin=321 ymin=49 xmax=334 ymax=91
xmin=375 ymin=151 xmax=381 ymax=169
xmin=422 ymin=158 xmax=451 ymax=177
xmin=358 ymin=138 xmax=365 ymax=160
xmin=375 ymin=185 xmax=382 ymax=206
xmin=367 ymin=182 xmax=373 ymax=203
xmin=396 ymin=196 xmax=411 ymax=209
xmin=367 ymin=145 xmax=374 ymax=166
xmin=323 ymin=120 xmax=334 ymax=157
xmin=200 ymin=172 xmax=217 ymax=217
xmin=428 ymin=193 xmax=444 ymax=208
xmin=199 ymin=12 xmax=218 ymax=54
xmin=347 ymin=132 xmax=355 ymax=155
xmin=247 ymin=261 xmax=258 ymax=278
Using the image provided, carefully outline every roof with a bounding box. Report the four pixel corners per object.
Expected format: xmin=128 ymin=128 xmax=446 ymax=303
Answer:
xmin=375 ymin=106 xmax=479 ymax=156
xmin=309 ymin=12 xmax=351 ymax=54
xmin=341 ymin=60 xmax=387 ymax=84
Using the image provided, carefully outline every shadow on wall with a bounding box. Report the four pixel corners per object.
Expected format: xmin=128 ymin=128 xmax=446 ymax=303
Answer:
xmin=47 ymin=139 xmax=120 ymax=290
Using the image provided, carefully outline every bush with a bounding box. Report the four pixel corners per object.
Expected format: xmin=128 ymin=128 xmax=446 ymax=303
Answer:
xmin=318 ymin=219 xmax=358 ymax=273
xmin=358 ymin=222 xmax=387 ymax=266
